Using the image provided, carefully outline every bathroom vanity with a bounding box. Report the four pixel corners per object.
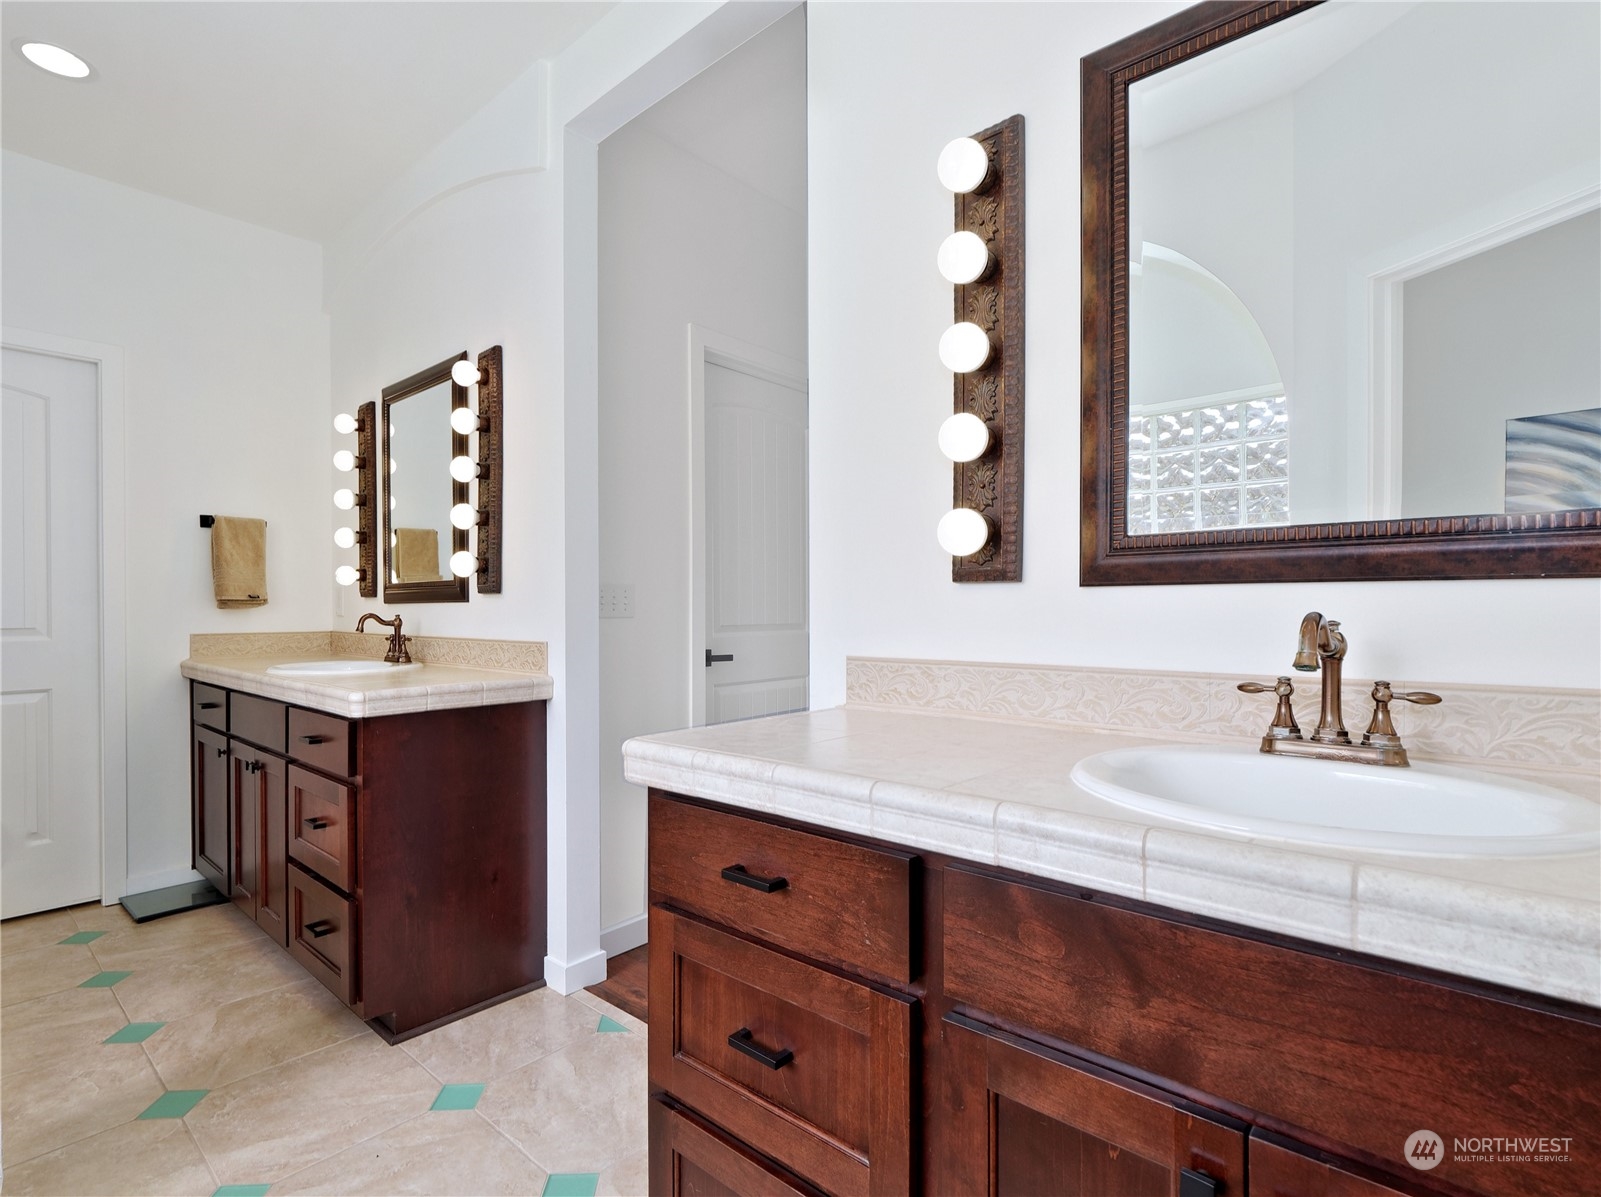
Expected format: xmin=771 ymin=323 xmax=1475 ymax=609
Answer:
xmin=183 ymin=644 xmax=551 ymax=1040
xmin=626 ymin=692 xmax=1601 ymax=1197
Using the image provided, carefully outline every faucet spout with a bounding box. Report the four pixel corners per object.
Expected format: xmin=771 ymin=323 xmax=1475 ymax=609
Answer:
xmin=355 ymin=612 xmax=411 ymax=665
xmin=1293 ymin=611 xmax=1349 ymax=744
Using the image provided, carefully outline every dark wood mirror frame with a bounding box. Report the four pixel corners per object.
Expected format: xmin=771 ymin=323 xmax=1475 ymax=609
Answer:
xmin=1080 ymin=0 xmax=1601 ymax=585
xmin=381 ymin=353 xmax=469 ymax=604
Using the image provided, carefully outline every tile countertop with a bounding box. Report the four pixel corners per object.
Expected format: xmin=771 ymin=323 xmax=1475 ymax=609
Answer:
xmin=180 ymin=655 xmax=553 ymax=718
xmin=622 ymin=705 xmax=1601 ymax=1008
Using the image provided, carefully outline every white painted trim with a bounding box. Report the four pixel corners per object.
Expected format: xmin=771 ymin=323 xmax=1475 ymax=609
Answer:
xmin=1 ymin=327 xmax=129 ymax=905
xmin=601 ymin=913 xmax=648 ymax=957
xmin=1365 ymin=185 xmax=1601 ymax=519
xmin=686 ymin=323 xmax=807 ymax=729
xmin=544 ymin=947 xmax=609 ymax=995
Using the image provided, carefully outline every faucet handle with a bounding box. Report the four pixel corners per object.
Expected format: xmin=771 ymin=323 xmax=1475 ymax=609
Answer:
xmin=1364 ymin=681 xmax=1441 ymax=747
xmin=1238 ymin=677 xmax=1301 ymax=740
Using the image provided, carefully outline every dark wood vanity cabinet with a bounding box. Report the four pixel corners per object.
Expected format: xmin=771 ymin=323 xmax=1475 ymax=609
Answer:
xmin=188 ymin=680 xmax=547 ymax=1039
xmin=646 ymin=791 xmax=1601 ymax=1197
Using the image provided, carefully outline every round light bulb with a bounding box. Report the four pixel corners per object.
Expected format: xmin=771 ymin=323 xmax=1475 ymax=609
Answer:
xmin=938 ymin=412 xmax=991 ymax=463
xmin=333 ymin=527 xmax=357 ymax=549
xmin=450 ymin=503 xmax=479 ymax=529
xmin=333 ymin=488 xmax=356 ymax=510
xmin=389 ymin=458 xmax=397 ymax=475
xmin=937 ymin=230 xmax=993 ymax=285
xmin=452 ymin=360 xmax=481 ymax=387
xmin=449 ymin=550 xmax=478 ymax=578
xmin=20 ymin=42 xmax=91 ymax=79
xmin=389 ymin=496 xmax=397 ymax=510
xmin=937 ymin=137 xmax=989 ymax=194
xmin=450 ymin=406 xmax=480 ymax=436
xmin=937 ymin=507 xmax=990 ymax=557
xmin=333 ymin=449 xmax=356 ymax=472
xmin=939 ymin=322 xmax=992 ymax=374
xmin=334 ymin=565 xmax=361 ymax=587
xmin=449 ymin=456 xmax=478 ymax=483
xmin=333 ymin=412 xmax=357 ymax=435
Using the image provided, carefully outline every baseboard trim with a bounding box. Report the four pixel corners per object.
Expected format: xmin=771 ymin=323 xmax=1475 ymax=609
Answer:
xmin=544 ymin=948 xmax=608 ymax=994
xmin=601 ymin=914 xmax=648 ymax=957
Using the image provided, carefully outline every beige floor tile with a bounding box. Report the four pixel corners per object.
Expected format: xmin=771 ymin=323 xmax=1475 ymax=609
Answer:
xmin=142 ymin=976 xmax=368 ymax=1091
xmin=0 ymin=1116 xmax=216 ymax=1196
xmin=399 ymin=984 xmax=597 ymax=1083
xmin=271 ymin=1111 xmax=549 ymax=1196
xmin=1 ymin=944 xmax=102 ymax=1007
xmin=69 ymin=901 xmax=138 ymax=933
xmin=112 ymin=934 xmax=307 ymax=1024
xmin=478 ymin=1024 xmax=649 ymax=1175
xmin=1 ymin=1045 xmax=167 ymax=1166
xmin=0 ymin=987 xmax=128 ymax=1074
xmin=87 ymin=904 xmax=258 ymax=973
xmin=572 ymin=989 xmax=648 ymax=1036
xmin=0 ymin=909 xmax=79 ymax=956
xmin=598 ymin=1149 xmax=650 ymax=1197
xmin=185 ymin=1032 xmax=441 ymax=1185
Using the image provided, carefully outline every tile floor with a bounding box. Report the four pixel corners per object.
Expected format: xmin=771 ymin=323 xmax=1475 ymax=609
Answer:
xmin=1 ymin=901 xmax=649 ymax=1196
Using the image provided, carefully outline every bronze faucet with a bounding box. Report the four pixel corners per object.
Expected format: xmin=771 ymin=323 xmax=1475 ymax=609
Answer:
xmin=1237 ymin=613 xmax=1440 ymax=766
xmin=355 ymin=612 xmax=412 ymax=665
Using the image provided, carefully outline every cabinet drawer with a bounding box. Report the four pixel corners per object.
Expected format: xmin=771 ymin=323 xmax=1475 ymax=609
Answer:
xmin=288 ymin=708 xmax=354 ymax=777
xmin=230 ymin=693 xmax=286 ymax=754
xmin=191 ymin=683 xmax=227 ymax=732
xmin=288 ymin=765 xmax=355 ymax=892
xmin=650 ymin=1100 xmax=826 ymax=1197
xmin=287 ymin=865 xmax=357 ymax=1006
xmin=649 ymin=794 xmax=915 ymax=983
xmin=650 ymin=908 xmax=912 ymax=1197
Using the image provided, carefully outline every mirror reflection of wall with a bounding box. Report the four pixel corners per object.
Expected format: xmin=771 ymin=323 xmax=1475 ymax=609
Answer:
xmin=1126 ymin=0 xmax=1600 ymax=534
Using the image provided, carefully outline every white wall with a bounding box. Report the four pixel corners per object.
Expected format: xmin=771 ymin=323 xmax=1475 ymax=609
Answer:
xmin=1402 ymin=210 xmax=1601 ymax=518
xmin=596 ymin=27 xmax=807 ymax=939
xmin=806 ymin=2 xmax=1601 ymax=710
xmin=1 ymin=150 xmax=330 ymax=895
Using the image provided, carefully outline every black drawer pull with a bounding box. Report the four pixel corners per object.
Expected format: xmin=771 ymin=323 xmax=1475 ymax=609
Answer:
xmin=721 ymin=865 xmax=787 ymax=893
xmin=214 ymin=746 xmax=227 ymax=758
xmin=244 ymin=760 xmax=260 ymax=774
xmin=1179 ymin=1169 xmax=1220 ymax=1197
xmin=303 ymin=816 xmax=329 ymax=830
xmin=197 ymin=701 xmax=221 ymax=710
xmin=298 ymin=734 xmax=329 ymax=745
xmin=304 ymin=919 xmax=335 ymax=939
xmin=728 ymin=1028 xmax=792 ymax=1070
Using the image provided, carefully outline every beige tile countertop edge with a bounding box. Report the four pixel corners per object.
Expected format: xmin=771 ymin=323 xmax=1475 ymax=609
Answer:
xmin=621 ymin=706 xmax=1601 ymax=1009
xmin=181 ymin=656 xmax=553 ymax=718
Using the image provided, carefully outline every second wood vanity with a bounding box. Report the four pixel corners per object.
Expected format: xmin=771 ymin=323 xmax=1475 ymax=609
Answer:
xmin=186 ymin=652 xmax=550 ymax=1040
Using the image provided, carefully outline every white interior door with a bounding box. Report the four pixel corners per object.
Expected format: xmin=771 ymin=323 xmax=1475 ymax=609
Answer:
xmin=702 ymin=359 xmax=808 ymax=725
xmin=2 ymin=347 xmax=102 ymax=917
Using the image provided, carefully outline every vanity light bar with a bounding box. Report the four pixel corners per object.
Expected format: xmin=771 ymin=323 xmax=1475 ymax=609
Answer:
xmin=936 ymin=115 xmax=1024 ymax=582
xmin=456 ymin=346 xmax=503 ymax=593
xmin=330 ymin=401 xmax=378 ymax=595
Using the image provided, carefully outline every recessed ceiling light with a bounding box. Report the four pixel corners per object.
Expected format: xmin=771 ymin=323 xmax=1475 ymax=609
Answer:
xmin=18 ymin=42 xmax=93 ymax=79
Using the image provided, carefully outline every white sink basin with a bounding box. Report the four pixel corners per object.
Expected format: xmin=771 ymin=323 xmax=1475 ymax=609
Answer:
xmin=265 ymin=659 xmax=419 ymax=677
xmin=1070 ymin=745 xmax=1600 ymax=857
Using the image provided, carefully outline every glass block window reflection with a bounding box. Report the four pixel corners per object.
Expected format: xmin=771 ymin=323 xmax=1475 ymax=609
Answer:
xmin=1126 ymin=396 xmax=1289 ymax=535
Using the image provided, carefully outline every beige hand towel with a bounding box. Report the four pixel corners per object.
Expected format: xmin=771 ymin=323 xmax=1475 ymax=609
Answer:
xmin=211 ymin=516 xmax=267 ymax=608
xmin=394 ymin=527 xmax=443 ymax=582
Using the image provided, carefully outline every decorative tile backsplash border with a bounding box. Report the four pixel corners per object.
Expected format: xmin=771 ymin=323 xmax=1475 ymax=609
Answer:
xmin=845 ymin=657 xmax=1600 ymax=777
xmin=190 ymin=631 xmax=547 ymax=674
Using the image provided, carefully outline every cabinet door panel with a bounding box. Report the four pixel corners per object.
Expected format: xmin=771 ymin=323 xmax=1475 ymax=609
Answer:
xmin=1250 ymin=1135 xmax=1417 ymax=1197
xmin=943 ymin=1014 xmax=1245 ymax=1197
xmin=287 ymin=765 xmax=355 ymax=892
xmin=193 ymin=724 xmax=229 ymax=893
xmin=255 ymin=753 xmax=288 ymax=945
xmin=287 ymin=866 xmax=356 ymax=1006
xmin=229 ymin=741 xmax=259 ymax=918
xmin=650 ymin=1100 xmax=826 ymax=1197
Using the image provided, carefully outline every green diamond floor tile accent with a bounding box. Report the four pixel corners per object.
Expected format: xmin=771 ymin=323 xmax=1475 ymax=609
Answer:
xmin=596 ymin=1015 xmax=628 ymax=1033
xmin=542 ymin=1175 xmax=599 ymax=1197
xmin=430 ymin=1083 xmax=486 ymax=1111
xmin=213 ymin=1186 xmax=272 ymax=1197
xmin=138 ymin=1089 xmax=209 ymax=1119
xmin=104 ymin=1022 xmax=166 ymax=1044
xmin=58 ymin=930 xmax=105 ymax=944
xmin=79 ymin=970 xmax=133 ymax=988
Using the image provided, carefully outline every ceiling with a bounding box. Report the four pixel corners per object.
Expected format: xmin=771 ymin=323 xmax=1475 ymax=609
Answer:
xmin=628 ymin=5 xmax=805 ymax=213
xmin=0 ymin=2 xmax=615 ymax=241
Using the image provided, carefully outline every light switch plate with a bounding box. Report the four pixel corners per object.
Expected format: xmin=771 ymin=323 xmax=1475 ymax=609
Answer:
xmin=599 ymin=583 xmax=635 ymax=618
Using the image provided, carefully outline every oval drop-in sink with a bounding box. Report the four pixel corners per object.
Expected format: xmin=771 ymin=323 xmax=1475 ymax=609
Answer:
xmin=265 ymin=659 xmax=420 ymax=677
xmin=1070 ymin=745 xmax=1600 ymax=857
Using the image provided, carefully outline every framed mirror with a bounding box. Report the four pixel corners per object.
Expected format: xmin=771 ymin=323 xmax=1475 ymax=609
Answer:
xmin=1081 ymin=0 xmax=1601 ymax=584
xmin=381 ymin=354 xmax=469 ymax=603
